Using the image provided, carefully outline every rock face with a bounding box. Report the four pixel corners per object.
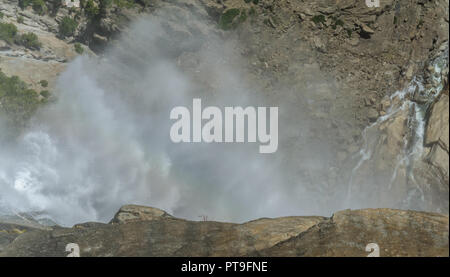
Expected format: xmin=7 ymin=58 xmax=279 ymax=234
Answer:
xmin=0 ymin=223 xmax=32 ymax=252
xmin=0 ymin=0 xmax=448 ymax=257
xmin=0 ymin=0 xmax=83 ymax=91
xmin=192 ymin=0 xmax=449 ymax=214
xmin=110 ymin=205 xmax=174 ymax=224
xmin=261 ymin=209 xmax=449 ymax=257
xmin=345 ymin=43 xmax=449 ymax=214
xmin=0 ymin=213 xmax=52 ymax=252
xmin=425 ymin=94 xmax=449 ymax=181
xmin=0 ymin=205 xmax=447 ymax=257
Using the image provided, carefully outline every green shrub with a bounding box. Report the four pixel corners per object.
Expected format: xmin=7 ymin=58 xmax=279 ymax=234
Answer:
xmin=59 ymin=16 xmax=78 ymax=37
xmin=16 ymin=32 xmax=42 ymax=49
xmin=137 ymin=0 xmax=152 ymax=6
xmin=219 ymin=9 xmax=240 ymax=30
xmin=18 ymin=0 xmax=47 ymax=15
xmin=0 ymin=22 xmax=18 ymax=43
xmin=312 ymin=14 xmax=326 ymax=25
xmin=331 ymin=17 xmax=344 ymax=30
xmin=0 ymin=11 xmax=4 ymax=19
xmin=32 ymin=0 xmax=47 ymax=15
xmin=239 ymin=9 xmax=248 ymax=23
xmin=39 ymin=80 xmax=48 ymax=87
xmin=85 ymin=0 xmax=100 ymax=18
xmin=19 ymin=0 xmax=32 ymax=9
xmin=113 ymin=0 xmax=135 ymax=8
xmin=101 ymin=0 xmax=113 ymax=8
xmin=17 ymin=15 xmax=25 ymax=24
xmin=74 ymin=42 xmax=84 ymax=54
xmin=249 ymin=7 xmax=256 ymax=16
xmin=40 ymin=90 xmax=50 ymax=98
xmin=0 ymin=71 xmax=40 ymax=128
xmin=218 ymin=8 xmax=247 ymax=30
xmin=346 ymin=29 xmax=352 ymax=38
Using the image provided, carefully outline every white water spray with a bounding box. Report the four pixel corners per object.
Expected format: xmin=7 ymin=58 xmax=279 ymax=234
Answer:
xmin=347 ymin=44 xmax=449 ymax=207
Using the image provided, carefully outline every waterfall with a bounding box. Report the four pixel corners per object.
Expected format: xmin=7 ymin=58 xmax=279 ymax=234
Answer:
xmin=346 ymin=43 xmax=449 ymax=207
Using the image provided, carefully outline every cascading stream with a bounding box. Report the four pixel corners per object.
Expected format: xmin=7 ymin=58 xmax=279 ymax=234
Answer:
xmin=346 ymin=43 xmax=449 ymax=207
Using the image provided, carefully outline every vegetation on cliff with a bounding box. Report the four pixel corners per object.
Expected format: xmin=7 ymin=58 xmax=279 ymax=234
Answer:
xmin=18 ymin=0 xmax=48 ymax=15
xmin=0 ymin=71 xmax=40 ymax=129
xmin=0 ymin=22 xmax=41 ymax=49
xmin=219 ymin=8 xmax=248 ymax=30
xmin=0 ymin=22 xmax=17 ymax=44
xmin=15 ymin=32 xmax=42 ymax=49
xmin=58 ymin=16 xmax=78 ymax=37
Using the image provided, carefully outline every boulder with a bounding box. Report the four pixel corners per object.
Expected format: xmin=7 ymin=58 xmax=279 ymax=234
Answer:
xmin=109 ymin=205 xmax=174 ymax=224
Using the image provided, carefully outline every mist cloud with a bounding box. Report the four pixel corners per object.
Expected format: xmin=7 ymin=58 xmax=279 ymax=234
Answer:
xmin=0 ymin=15 xmax=349 ymax=226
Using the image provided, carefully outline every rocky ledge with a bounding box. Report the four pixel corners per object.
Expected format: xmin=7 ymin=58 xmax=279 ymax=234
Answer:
xmin=0 ymin=205 xmax=448 ymax=257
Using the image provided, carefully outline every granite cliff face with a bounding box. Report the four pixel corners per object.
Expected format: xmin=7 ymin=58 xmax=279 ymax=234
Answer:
xmin=0 ymin=0 xmax=449 ymax=256
xmin=0 ymin=205 xmax=448 ymax=257
xmin=0 ymin=0 xmax=85 ymax=91
xmin=346 ymin=45 xmax=449 ymax=213
xmin=261 ymin=208 xmax=449 ymax=257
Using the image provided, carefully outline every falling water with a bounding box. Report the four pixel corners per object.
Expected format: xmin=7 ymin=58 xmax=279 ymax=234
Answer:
xmin=347 ymin=43 xmax=449 ymax=207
